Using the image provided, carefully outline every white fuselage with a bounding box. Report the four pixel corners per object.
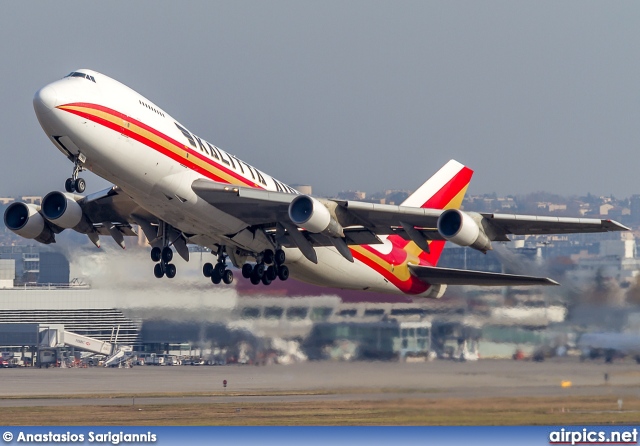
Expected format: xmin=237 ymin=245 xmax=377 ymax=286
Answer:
xmin=33 ymin=69 xmax=433 ymax=296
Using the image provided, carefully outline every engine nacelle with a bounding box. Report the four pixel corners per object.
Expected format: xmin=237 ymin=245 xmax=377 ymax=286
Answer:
xmin=41 ymin=191 xmax=90 ymax=232
xmin=4 ymin=202 xmax=55 ymax=243
xmin=437 ymin=209 xmax=492 ymax=253
xmin=288 ymin=195 xmax=344 ymax=237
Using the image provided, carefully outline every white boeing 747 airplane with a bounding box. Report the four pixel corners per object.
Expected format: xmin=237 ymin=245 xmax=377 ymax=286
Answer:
xmin=3 ymin=69 xmax=628 ymax=297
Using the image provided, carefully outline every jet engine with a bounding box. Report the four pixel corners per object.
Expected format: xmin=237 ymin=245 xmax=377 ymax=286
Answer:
xmin=437 ymin=209 xmax=492 ymax=253
xmin=41 ymin=191 xmax=92 ymax=233
xmin=4 ymin=202 xmax=55 ymax=243
xmin=288 ymin=195 xmax=344 ymax=237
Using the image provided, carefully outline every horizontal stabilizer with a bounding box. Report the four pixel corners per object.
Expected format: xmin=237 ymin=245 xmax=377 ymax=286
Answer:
xmin=408 ymin=264 xmax=558 ymax=286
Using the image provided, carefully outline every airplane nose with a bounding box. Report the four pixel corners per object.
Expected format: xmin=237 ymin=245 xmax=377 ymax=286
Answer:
xmin=33 ymin=85 xmax=58 ymax=114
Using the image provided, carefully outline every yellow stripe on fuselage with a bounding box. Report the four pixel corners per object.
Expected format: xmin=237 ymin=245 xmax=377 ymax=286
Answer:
xmin=60 ymin=105 xmax=250 ymax=187
xmin=350 ymin=245 xmax=413 ymax=282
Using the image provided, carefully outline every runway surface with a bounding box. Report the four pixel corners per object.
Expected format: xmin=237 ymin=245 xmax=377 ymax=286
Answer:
xmin=1 ymin=358 xmax=639 ymax=407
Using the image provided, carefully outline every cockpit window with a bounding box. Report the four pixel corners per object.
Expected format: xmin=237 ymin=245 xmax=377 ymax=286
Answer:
xmin=65 ymin=72 xmax=96 ymax=83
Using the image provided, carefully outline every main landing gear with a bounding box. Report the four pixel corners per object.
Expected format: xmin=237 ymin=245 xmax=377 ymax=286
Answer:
xmin=64 ymin=155 xmax=86 ymax=193
xmin=150 ymin=222 xmax=182 ymax=279
xmin=242 ymin=249 xmax=288 ymax=286
xmin=151 ymin=246 xmax=177 ymax=279
xmin=202 ymin=247 xmax=234 ymax=285
xmin=201 ymin=248 xmax=288 ymax=287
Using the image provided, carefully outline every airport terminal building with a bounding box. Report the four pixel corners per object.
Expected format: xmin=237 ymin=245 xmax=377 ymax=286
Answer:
xmin=0 ymin=244 xmax=586 ymax=365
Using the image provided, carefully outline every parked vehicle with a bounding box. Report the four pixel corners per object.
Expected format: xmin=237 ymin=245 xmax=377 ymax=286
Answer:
xmin=9 ymin=358 xmax=24 ymax=367
xmin=183 ymin=357 xmax=204 ymax=366
xmin=164 ymin=355 xmax=181 ymax=366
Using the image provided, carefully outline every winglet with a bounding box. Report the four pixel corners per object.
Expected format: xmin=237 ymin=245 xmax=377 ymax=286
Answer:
xmin=604 ymin=219 xmax=631 ymax=231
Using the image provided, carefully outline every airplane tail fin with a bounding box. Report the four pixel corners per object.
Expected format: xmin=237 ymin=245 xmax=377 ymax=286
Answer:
xmin=399 ymin=160 xmax=474 ymax=266
xmin=400 ymin=159 xmax=473 ymax=210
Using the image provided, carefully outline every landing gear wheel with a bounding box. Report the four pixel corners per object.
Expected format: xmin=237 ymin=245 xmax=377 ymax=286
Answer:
xmin=254 ymin=263 xmax=265 ymax=278
xmin=153 ymin=263 xmax=164 ymax=278
xmin=250 ymin=274 xmax=261 ymax=285
xmin=203 ymin=262 xmax=214 ymax=277
xmin=222 ymin=269 xmax=234 ymax=284
xmin=165 ymin=263 xmax=177 ymax=279
xmin=261 ymin=274 xmax=272 ymax=286
xmin=277 ymin=265 xmax=289 ymax=281
xmin=161 ymin=247 xmax=173 ymax=263
xmin=266 ymin=265 xmax=277 ymax=281
xmin=214 ymin=262 xmax=226 ymax=276
xmin=210 ymin=270 xmax=221 ymax=284
xmin=65 ymin=178 xmax=75 ymax=193
xmin=275 ymin=249 xmax=286 ymax=265
xmin=151 ymin=247 xmax=162 ymax=262
xmin=74 ymin=178 xmax=86 ymax=193
xmin=263 ymin=249 xmax=274 ymax=265
xmin=241 ymin=264 xmax=253 ymax=278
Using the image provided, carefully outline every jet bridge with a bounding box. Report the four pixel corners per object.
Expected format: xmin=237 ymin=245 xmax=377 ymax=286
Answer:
xmin=38 ymin=324 xmax=131 ymax=367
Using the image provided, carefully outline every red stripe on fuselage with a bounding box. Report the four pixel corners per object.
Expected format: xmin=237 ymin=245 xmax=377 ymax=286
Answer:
xmin=59 ymin=103 xmax=260 ymax=188
xmin=350 ymin=248 xmax=430 ymax=294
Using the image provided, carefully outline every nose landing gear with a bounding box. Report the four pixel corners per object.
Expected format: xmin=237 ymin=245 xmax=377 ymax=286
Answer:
xmin=65 ymin=155 xmax=87 ymax=193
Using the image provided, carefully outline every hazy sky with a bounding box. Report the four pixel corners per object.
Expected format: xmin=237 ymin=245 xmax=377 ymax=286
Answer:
xmin=1 ymin=1 xmax=639 ymax=198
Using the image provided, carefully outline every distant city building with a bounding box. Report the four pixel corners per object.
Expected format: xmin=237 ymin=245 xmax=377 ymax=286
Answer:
xmin=336 ymin=190 xmax=366 ymax=200
xmin=630 ymin=195 xmax=640 ymax=223
xmin=382 ymin=190 xmax=409 ymax=205
xmin=568 ymin=233 xmax=640 ymax=284
xmin=548 ymin=204 xmax=567 ymax=212
xmin=495 ymin=197 xmax=516 ymax=210
xmin=0 ymin=246 xmax=69 ymax=285
xmin=0 ymin=259 xmax=14 ymax=288
xmin=599 ymin=203 xmax=615 ymax=215
xmin=38 ymin=252 xmax=70 ymax=284
xmin=20 ymin=196 xmax=42 ymax=206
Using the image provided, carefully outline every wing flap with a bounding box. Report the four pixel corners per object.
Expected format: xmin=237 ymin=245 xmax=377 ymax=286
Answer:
xmin=275 ymin=227 xmax=381 ymax=248
xmin=93 ymin=223 xmax=138 ymax=237
xmin=72 ymin=186 xmax=154 ymax=248
xmin=80 ymin=186 xmax=153 ymax=224
xmin=409 ymin=264 xmax=559 ymax=286
xmin=339 ymin=200 xmax=442 ymax=230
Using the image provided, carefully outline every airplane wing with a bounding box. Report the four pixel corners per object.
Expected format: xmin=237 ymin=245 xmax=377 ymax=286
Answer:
xmin=408 ymin=264 xmax=558 ymax=286
xmin=80 ymin=186 xmax=151 ymax=226
xmin=477 ymin=213 xmax=627 ymax=235
xmin=49 ymin=186 xmax=153 ymax=248
xmin=191 ymin=179 xmax=628 ymax=243
xmin=191 ymin=180 xmax=295 ymax=224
